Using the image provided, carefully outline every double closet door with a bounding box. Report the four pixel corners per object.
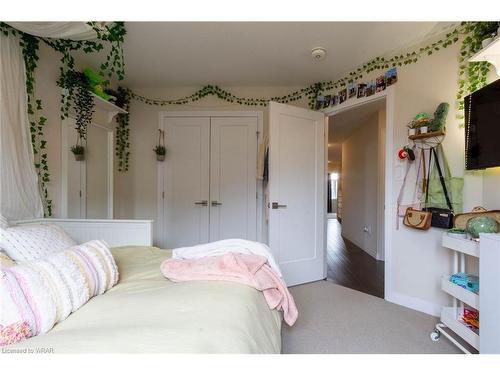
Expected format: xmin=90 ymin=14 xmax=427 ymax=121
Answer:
xmin=159 ymin=116 xmax=258 ymax=249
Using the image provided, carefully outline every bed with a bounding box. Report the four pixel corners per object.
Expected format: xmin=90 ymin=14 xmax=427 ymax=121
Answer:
xmin=5 ymin=237 xmax=282 ymax=353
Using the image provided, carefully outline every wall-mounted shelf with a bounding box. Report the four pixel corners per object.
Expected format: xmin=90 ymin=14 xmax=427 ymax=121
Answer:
xmin=91 ymin=93 xmax=127 ymax=123
xmin=469 ymin=36 xmax=500 ymax=75
xmin=408 ymin=129 xmax=445 ymax=141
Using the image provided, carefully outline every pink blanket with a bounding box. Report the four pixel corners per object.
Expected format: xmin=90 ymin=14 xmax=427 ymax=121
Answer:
xmin=160 ymin=253 xmax=298 ymax=326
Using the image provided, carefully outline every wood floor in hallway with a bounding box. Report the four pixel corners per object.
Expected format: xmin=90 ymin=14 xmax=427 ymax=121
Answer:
xmin=327 ymin=218 xmax=385 ymax=298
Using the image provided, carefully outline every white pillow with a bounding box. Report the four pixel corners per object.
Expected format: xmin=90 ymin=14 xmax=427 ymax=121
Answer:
xmin=0 ymin=224 xmax=77 ymax=262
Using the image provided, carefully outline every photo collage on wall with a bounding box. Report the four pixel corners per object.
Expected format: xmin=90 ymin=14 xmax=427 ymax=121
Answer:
xmin=315 ymin=67 xmax=397 ymax=110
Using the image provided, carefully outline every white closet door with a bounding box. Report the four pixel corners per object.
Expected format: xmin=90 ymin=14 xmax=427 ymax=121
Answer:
xmin=268 ymin=102 xmax=326 ymax=286
xmin=209 ymin=117 xmax=257 ymax=242
xmin=163 ymin=117 xmax=210 ymax=248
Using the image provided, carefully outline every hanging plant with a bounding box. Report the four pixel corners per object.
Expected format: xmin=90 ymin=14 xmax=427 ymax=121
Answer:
xmin=113 ymin=86 xmax=131 ymax=171
xmin=154 ymin=130 xmax=166 ymax=161
xmin=456 ymin=21 xmax=500 ymax=125
xmin=57 ymin=70 xmax=95 ymax=139
xmin=70 ymin=143 xmax=85 ymax=161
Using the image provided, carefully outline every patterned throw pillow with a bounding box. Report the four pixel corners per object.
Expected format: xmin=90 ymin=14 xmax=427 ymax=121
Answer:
xmin=0 ymin=240 xmax=119 ymax=346
xmin=0 ymin=224 xmax=77 ymax=262
xmin=0 ymin=252 xmax=16 ymax=268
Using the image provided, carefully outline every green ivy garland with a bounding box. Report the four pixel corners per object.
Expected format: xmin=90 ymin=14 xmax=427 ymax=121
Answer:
xmin=115 ymin=87 xmax=131 ymax=172
xmin=456 ymin=21 xmax=500 ymax=124
xmin=57 ymin=70 xmax=95 ymax=140
xmin=0 ymin=22 xmax=126 ymax=216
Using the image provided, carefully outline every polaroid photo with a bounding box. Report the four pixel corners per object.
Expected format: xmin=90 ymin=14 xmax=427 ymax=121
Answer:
xmin=385 ymin=67 xmax=398 ymax=86
xmin=347 ymin=82 xmax=357 ymax=98
xmin=365 ymin=81 xmax=375 ymax=96
xmin=376 ymin=75 xmax=386 ymax=92
xmin=357 ymin=83 xmax=367 ymax=98
xmin=339 ymin=89 xmax=347 ymax=104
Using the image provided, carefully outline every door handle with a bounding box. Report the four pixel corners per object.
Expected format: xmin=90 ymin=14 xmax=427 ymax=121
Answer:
xmin=194 ymin=200 xmax=208 ymax=206
xmin=211 ymin=200 xmax=222 ymax=206
xmin=272 ymin=202 xmax=287 ymax=209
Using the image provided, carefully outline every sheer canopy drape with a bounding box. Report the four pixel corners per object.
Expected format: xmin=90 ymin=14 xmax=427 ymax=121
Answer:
xmin=6 ymin=22 xmax=98 ymax=40
xmin=0 ymin=32 xmax=44 ymax=220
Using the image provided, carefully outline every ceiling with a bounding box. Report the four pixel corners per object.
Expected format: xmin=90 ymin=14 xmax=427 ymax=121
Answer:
xmin=77 ymin=22 xmax=457 ymax=87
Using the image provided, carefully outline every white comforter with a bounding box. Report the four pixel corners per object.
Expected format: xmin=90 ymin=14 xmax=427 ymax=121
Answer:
xmin=173 ymin=239 xmax=282 ymax=277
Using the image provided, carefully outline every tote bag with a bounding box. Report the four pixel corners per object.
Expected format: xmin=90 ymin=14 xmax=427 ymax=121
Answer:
xmin=424 ymin=145 xmax=464 ymax=214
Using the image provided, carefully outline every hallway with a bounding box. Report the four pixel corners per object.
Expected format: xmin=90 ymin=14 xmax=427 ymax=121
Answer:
xmin=326 ymin=219 xmax=385 ymax=298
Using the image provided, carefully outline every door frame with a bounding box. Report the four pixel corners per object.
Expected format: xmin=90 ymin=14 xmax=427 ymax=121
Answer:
xmin=157 ymin=110 xmax=264 ymax=248
xmin=61 ymin=119 xmax=114 ymax=219
xmin=323 ymin=85 xmax=395 ymax=301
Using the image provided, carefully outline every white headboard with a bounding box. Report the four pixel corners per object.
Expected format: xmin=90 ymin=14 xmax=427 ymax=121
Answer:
xmin=11 ymin=219 xmax=153 ymax=247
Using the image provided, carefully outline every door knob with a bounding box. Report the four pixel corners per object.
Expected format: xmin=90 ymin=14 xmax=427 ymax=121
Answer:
xmin=272 ymin=202 xmax=287 ymax=209
xmin=211 ymin=200 xmax=222 ymax=206
xmin=194 ymin=200 xmax=208 ymax=206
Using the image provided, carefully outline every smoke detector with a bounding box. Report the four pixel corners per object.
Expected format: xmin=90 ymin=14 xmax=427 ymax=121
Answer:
xmin=311 ymin=47 xmax=327 ymax=61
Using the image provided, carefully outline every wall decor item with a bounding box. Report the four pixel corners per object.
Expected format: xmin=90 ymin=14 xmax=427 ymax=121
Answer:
xmin=375 ymin=75 xmax=386 ymax=92
xmin=357 ymin=83 xmax=367 ymax=98
xmin=365 ymin=80 xmax=375 ymax=96
xmin=323 ymin=95 xmax=331 ymax=108
xmin=70 ymin=144 xmax=85 ymax=161
xmin=338 ymin=89 xmax=347 ymax=104
xmin=154 ymin=129 xmax=166 ymax=161
xmin=466 ymin=216 xmax=499 ymax=239
xmin=347 ymin=82 xmax=357 ymax=98
xmin=385 ymin=67 xmax=398 ymax=86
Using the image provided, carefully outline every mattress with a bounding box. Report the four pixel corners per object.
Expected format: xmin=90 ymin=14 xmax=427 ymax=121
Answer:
xmin=5 ymin=246 xmax=282 ymax=353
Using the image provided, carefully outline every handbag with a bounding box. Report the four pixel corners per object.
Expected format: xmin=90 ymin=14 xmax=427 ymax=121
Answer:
xmin=454 ymin=206 xmax=500 ymax=230
xmin=403 ymin=207 xmax=432 ymax=230
xmin=424 ymin=147 xmax=454 ymax=229
xmin=397 ymin=148 xmax=425 ymax=229
xmin=425 ymin=144 xmax=464 ymax=213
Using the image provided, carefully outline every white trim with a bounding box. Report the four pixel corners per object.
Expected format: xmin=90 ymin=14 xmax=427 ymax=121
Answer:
xmin=157 ymin=110 xmax=264 ymax=248
xmin=12 ymin=219 xmax=153 ymax=247
xmin=386 ymin=290 xmax=441 ymax=317
xmin=323 ymin=86 xmax=396 ymax=302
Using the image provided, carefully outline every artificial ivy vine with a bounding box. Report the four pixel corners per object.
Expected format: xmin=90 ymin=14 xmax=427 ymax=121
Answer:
xmin=456 ymin=21 xmax=500 ymax=125
xmin=115 ymin=87 xmax=131 ymax=172
xmin=0 ymin=21 xmax=127 ymax=216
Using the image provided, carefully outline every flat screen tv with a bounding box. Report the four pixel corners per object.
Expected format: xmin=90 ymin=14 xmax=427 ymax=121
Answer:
xmin=465 ymin=78 xmax=500 ymax=170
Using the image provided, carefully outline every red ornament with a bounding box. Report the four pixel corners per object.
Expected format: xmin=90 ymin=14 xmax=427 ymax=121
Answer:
xmin=398 ymin=148 xmax=408 ymax=160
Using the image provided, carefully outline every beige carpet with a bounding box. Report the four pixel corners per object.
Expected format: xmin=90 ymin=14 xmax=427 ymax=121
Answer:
xmin=282 ymin=281 xmax=461 ymax=354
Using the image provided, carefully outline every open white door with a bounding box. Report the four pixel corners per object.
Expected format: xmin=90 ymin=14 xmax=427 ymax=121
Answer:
xmin=268 ymin=102 xmax=326 ymax=286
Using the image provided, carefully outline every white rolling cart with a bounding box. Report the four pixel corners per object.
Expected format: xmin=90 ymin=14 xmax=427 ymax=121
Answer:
xmin=431 ymin=232 xmax=500 ymax=353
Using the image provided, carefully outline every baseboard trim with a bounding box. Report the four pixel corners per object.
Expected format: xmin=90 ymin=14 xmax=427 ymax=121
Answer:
xmin=386 ymin=291 xmax=441 ymax=317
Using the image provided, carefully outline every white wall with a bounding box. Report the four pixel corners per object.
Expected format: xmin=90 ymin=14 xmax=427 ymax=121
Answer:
xmin=341 ymin=113 xmax=379 ymax=258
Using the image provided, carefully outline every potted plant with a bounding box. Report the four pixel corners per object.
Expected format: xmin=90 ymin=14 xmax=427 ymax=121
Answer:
xmin=407 ymin=122 xmax=417 ymax=137
xmin=153 ymin=145 xmax=166 ymax=161
xmin=70 ymin=144 xmax=85 ymax=161
xmin=154 ymin=129 xmax=166 ymax=161
xmin=418 ymin=123 xmax=429 ymax=134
